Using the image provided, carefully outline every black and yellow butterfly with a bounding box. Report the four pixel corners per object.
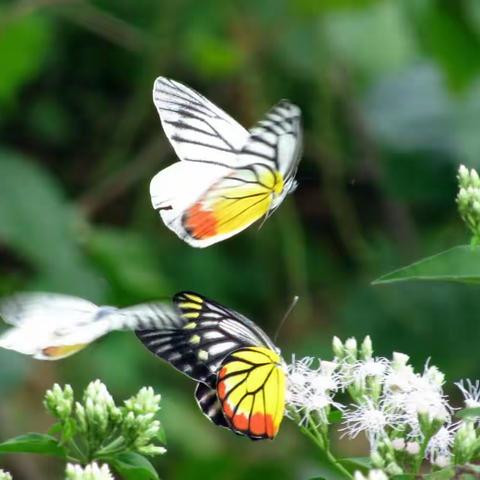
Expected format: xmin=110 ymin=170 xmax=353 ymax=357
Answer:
xmin=136 ymin=291 xmax=286 ymax=440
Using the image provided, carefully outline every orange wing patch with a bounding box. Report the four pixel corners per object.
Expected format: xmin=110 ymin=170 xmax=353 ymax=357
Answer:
xmin=216 ymin=346 xmax=286 ymax=439
xmin=42 ymin=343 xmax=88 ymax=359
xmin=182 ymin=168 xmax=284 ymax=241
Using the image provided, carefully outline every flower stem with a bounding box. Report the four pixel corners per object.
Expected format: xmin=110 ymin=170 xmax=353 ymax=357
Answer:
xmin=298 ymin=413 xmax=353 ymax=479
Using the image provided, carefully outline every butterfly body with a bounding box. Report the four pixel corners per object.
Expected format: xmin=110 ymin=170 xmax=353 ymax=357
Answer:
xmin=150 ymin=77 xmax=302 ymax=247
xmin=136 ymin=291 xmax=286 ymax=440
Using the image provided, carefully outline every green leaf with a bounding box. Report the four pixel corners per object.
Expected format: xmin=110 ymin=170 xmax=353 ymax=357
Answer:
xmin=372 ymin=245 xmax=480 ymax=285
xmin=0 ymin=433 xmax=66 ymax=457
xmin=456 ymin=406 xmax=480 ymax=419
xmin=423 ymin=468 xmax=455 ymax=479
xmin=109 ymin=452 xmax=159 ymax=480
xmin=0 ymin=150 xmax=105 ymax=300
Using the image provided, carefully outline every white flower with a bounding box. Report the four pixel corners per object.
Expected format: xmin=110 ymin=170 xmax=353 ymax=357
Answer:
xmin=66 ymin=462 xmax=114 ymax=480
xmin=456 ymin=379 xmax=480 ymax=409
xmin=426 ymin=425 xmax=456 ymax=463
xmin=0 ymin=469 xmax=12 ymax=480
xmin=383 ymin=360 xmax=451 ymax=437
xmin=342 ymin=399 xmax=400 ymax=449
xmin=352 ymin=358 xmax=388 ymax=383
xmin=354 ymin=469 xmax=388 ymax=480
xmin=286 ymin=356 xmax=343 ymax=423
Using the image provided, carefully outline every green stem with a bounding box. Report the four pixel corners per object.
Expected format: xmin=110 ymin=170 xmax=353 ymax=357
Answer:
xmin=95 ymin=436 xmax=126 ymax=457
xmin=297 ymin=413 xmax=353 ymax=480
xmin=68 ymin=437 xmax=88 ymax=464
xmin=411 ymin=437 xmax=429 ymax=474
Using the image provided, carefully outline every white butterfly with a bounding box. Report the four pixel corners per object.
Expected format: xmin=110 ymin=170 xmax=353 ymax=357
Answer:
xmin=0 ymin=293 xmax=180 ymax=360
xmin=150 ymin=77 xmax=303 ymax=247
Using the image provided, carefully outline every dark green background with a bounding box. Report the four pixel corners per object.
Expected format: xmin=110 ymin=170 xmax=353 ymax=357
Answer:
xmin=1 ymin=0 xmax=480 ymax=478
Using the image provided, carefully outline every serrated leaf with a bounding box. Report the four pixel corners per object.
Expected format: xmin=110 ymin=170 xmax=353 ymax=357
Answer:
xmin=456 ymin=406 xmax=480 ymax=419
xmin=373 ymin=245 xmax=480 ymax=285
xmin=0 ymin=433 xmax=66 ymax=457
xmin=109 ymin=452 xmax=159 ymax=480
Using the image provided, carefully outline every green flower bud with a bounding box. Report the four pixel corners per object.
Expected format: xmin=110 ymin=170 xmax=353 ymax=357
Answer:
xmin=44 ymin=383 xmax=74 ymax=420
xmin=360 ymin=336 xmax=373 ymax=360
xmin=138 ymin=444 xmax=167 ymax=456
xmin=332 ymin=336 xmax=344 ymax=359
xmin=453 ymin=420 xmax=477 ymax=464
xmin=370 ymin=450 xmax=385 ymax=468
xmin=344 ymin=337 xmax=357 ymax=362
xmin=385 ymin=462 xmax=403 ymax=476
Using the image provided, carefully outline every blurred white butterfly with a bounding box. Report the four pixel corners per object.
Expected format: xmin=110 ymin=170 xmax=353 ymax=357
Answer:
xmin=150 ymin=77 xmax=303 ymax=247
xmin=0 ymin=293 xmax=180 ymax=360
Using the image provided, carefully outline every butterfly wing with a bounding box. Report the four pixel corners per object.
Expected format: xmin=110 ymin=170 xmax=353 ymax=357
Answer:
xmin=194 ymin=380 xmax=230 ymax=430
xmin=175 ymin=101 xmax=303 ymax=247
xmin=0 ymin=293 xmax=100 ymax=359
xmin=152 ymin=77 xmax=248 ymax=167
xmin=217 ymin=346 xmax=286 ymax=439
xmin=136 ymin=291 xmax=276 ymax=385
xmin=241 ymin=100 xmax=302 ymax=205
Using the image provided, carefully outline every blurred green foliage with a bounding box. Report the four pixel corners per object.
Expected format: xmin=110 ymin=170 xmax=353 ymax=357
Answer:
xmin=1 ymin=0 xmax=480 ymax=478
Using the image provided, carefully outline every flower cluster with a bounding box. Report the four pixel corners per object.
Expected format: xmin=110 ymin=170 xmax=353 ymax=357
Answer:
xmin=286 ymin=336 xmax=480 ymax=478
xmin=65 ymin=462 xmax=114 ymax=480
xmin=457 ymin=164 xmax=480 ymax=243
xmin=44 ymin=380 xmax=166 ymax=466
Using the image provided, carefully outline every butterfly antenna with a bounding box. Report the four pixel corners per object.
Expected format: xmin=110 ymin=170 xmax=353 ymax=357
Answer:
xmin=274 ymin=295 xmax=299 ymax=343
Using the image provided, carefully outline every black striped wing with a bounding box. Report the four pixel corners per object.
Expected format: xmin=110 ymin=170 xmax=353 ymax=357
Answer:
xmin=240 ymin=100 xmax=302 ymax=192
xmin=152 ymin=77 xmax=249 ymax=167
xmin=135 ymin=291 xmax=276 ymax=387
xmin=194 ymin=380 xmax=230 ymax=430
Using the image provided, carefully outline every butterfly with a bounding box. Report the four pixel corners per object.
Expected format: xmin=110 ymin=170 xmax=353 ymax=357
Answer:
xmin=150 ymin=77 xmax=303 ymax=247
xmin=136 ymin=291 xmax=286 ymax=440
xmin=0 ymin=293 xmax=179 ymax=360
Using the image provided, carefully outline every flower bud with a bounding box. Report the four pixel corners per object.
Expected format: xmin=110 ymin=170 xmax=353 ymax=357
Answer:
xmin=332 ymin=336 xmax=344 ymax=358
xmin=66 ymin=462 xmax=114 ymax=480
xmin=406 ymin=441 xmax=420 ymax=455
xmin=360 ymin=336 xmax=373 ymax=360
xmin=391 ymin=352 xmax=409 ymax=370
xmin=344 ymin=337 xmax=357 ymax=361
xmin=370 ymin=450 xmax=385 ymax=468
xmin=385 ymin=462 xmax=403 ymax=476
xmin=453 ymin=420 xmax=477 ymax=464
xmin=391 ymin=438 xmax=405 ymax=451
xmin=138 ymin=444 xmax=167 ymax=456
